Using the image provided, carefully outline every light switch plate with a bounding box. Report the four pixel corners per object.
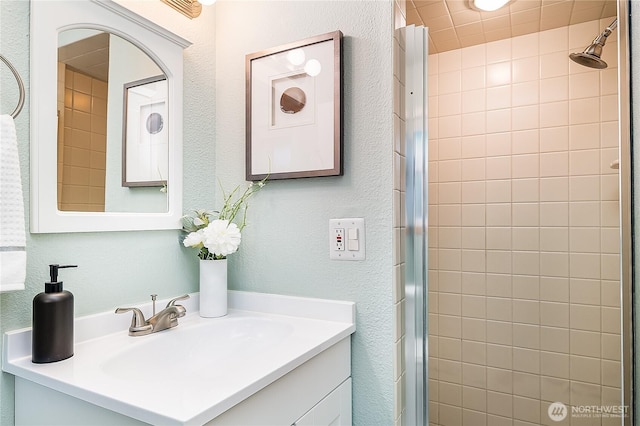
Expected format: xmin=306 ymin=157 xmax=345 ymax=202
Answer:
xmin=329 ymin=218 xmax=365 ymax=261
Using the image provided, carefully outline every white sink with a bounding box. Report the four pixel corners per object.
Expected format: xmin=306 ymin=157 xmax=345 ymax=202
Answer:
xmin=101 ymin=316 xmax=295 ymax=383
xmin=3 ymin=291 xmax=355 ymax=425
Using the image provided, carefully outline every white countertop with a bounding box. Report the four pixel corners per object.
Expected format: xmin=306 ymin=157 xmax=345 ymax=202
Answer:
xmin=3 ymin=291 xmax=356 ymax=425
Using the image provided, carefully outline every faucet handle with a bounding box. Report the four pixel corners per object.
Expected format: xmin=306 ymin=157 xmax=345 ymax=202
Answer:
xmin=115 ymin=307 xmax=152 ymax=334
xmin=166 ymin=294 xmax=190 ymax=308
xmin=166 ymin=294 xmax=190 ymax=318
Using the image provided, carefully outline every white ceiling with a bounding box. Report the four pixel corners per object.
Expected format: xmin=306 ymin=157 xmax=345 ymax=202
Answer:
xmin=406 ymin=0 xmax=617 ymax=53
xmin=58 ymin=33 xmax=110 ymax=81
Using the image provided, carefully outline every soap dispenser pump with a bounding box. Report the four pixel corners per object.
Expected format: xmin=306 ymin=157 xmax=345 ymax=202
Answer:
xmin=32 ymin=264 xmax=77 ymax=363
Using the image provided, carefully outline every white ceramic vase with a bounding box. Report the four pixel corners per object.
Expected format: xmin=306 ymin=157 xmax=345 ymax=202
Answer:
xmin=199 ymin=259 xmax=227 ymax=317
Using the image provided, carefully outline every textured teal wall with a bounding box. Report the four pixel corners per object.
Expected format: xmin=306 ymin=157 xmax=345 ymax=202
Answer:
xmin=214 ymin=2 xmax=395 ymax=424
xmin=1 ymin=0 xmax=395 ymax=425
xmin=0 ymin=2 xmax=216 ymax=424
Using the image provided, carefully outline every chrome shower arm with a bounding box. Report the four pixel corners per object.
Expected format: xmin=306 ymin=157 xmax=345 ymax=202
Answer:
xmin=594 ymin=19 xmax=618 ymax=46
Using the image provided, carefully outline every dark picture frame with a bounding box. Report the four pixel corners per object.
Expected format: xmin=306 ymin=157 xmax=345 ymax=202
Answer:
xmin=122 ymin=75 xmax=168 ymax=187
xmin=246 ymin=31 xmax=343 ymax=180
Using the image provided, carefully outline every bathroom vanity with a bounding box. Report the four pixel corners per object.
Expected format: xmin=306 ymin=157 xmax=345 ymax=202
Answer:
xmin=3 ymin=291 xmax=355 ymax=425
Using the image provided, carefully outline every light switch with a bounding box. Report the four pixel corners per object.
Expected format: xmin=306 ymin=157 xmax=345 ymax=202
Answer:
xmin=329 ymin=218 xmax=365 ymax=261
xmin=347 ymin=228 xmax=359 ymax=251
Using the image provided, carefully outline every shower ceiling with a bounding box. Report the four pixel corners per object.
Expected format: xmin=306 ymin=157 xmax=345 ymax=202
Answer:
xmin=407 ymin=0 xmax=617 ymax=53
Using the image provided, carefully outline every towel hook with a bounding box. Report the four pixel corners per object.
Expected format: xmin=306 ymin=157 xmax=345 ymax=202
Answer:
xmin=0 ymin=54 xmax=25 ymax=119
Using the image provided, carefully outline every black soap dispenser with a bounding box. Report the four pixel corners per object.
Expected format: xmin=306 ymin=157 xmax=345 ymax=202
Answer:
xmin=32 ymin=264 xmax=77 ymax=363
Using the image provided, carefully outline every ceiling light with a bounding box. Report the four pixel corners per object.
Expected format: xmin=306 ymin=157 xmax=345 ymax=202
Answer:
xmin=468 ymin=0 xmax=512 ymax=12
xmin=161 ymin=0 xmax=214 ymax=19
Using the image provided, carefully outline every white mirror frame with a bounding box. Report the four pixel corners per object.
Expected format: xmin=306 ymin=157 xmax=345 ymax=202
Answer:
xmin=30 ymin=0 xmax=191 ymax=233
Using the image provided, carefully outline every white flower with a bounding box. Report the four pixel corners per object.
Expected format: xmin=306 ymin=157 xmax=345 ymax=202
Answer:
xmin=202 ymin=219 xmax=242 ymax=257
xmin=183 ymin=230 xmax=204 ymax=248
xmin=181 ymin=178 xmax=265 ymax=259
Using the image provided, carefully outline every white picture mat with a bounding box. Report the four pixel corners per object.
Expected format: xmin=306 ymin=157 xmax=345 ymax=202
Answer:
xmin=251 ymin=40 xmax=334 ymax=175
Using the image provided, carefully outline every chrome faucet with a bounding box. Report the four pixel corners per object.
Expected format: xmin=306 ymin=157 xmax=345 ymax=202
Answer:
xmin=115 ymin=294 xmax=190 ymax=336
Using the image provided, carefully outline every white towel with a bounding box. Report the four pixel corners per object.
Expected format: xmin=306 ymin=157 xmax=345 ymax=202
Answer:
xmin=0 ymin=114 xmax=26 ymax=292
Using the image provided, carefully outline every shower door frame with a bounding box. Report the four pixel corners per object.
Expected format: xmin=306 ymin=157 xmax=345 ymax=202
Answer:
xmin=404 ymin=24 xmax=428 ymax=426
xmin=618 ymin=1 xmax=633 ymax=425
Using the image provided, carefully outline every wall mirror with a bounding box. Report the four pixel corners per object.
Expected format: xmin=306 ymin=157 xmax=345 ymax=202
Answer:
xmin=30 ymin=0 xmax=191 ymax=233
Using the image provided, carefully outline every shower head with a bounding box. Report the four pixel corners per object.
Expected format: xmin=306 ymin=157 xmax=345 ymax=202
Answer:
xmin=569 ymin=18 xmax=618 ymax=69
xmin=569 ymin=52 xmax=608 ymax=69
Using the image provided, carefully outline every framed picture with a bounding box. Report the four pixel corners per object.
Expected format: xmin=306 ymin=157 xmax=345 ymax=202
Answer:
xmin=122 ymin=75 xmax=169 ymax=187
xmin=246 ymin=30 xmax=343 ymax=180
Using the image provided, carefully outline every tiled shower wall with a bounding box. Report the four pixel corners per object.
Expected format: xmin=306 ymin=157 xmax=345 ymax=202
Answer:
xmin=427 ymin=19 xmax=622 ymax=426
xmin=58 ymin=66 xmax=108 ymax=212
